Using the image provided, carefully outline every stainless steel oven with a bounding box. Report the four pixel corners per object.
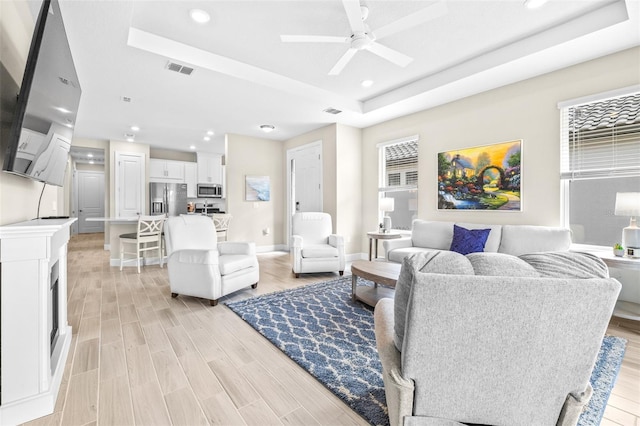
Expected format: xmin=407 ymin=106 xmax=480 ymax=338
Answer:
xmin=197 ymin=183 xmax=222 ymax=198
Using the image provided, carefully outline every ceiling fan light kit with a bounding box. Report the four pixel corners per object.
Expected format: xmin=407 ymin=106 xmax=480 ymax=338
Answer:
xmin=280 ymin=0 xmax=447 ymax=75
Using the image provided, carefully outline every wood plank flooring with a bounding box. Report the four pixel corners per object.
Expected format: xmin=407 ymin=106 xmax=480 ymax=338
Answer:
xmin=21 ymin=233 xmax=640 ymax=426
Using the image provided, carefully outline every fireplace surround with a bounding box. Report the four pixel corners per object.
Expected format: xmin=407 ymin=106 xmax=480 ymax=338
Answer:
xmin=0 ymin=218 xmax=75 ymax=425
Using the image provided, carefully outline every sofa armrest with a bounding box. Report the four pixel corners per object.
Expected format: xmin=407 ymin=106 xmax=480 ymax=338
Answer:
xmin=383 ymin=237 xmax=412 ymax=255
xmin=374 ymin=298 xmax=415 ymax=426
xmin=218 ymin=241 xmax=256 ymax=256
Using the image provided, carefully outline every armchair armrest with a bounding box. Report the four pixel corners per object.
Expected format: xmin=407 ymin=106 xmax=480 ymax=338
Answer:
xmin=328 ymin=234 xmax=344 ymax=248
xmin=218 ymin=241 xmax=256 ymax=256
xmin=374 ymin=299 xmax=415 ymax=426
xmin=168 ymin=249 xmax=219 ymax=265
xmin=291 ymin=234 xmax=303 ymax=248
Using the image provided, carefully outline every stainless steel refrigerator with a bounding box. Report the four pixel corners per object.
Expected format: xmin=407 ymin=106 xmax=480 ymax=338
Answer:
xmin=150 ymin=183 xmax=188 ymax=216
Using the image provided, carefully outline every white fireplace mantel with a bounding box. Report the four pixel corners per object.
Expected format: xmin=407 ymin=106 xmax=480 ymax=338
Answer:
xmin=0 ymin=218 xmax=76 ymax=425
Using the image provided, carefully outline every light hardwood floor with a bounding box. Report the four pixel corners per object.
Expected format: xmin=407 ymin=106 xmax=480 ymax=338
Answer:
xmin=22 ymin=233 xmax=640 ymax=426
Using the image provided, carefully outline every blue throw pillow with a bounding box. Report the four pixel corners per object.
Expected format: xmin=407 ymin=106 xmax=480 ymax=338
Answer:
xmin=449 ymin=225 xmax=491 ymax=255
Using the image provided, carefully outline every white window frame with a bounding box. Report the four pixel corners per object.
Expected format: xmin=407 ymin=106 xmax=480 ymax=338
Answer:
xmin=377 ymin=135 xmax=419 ymax=230
xmin=558 ymin=85 xmax=640 ymax=244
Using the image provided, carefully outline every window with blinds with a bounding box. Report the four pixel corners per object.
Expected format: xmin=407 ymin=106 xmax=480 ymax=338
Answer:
xmin=559 ymin=90 xmax=640 ymax=246
xmin=378 ymin=137 xmax=419 ymax=230
xmin=560 ymin=92 xmax=640 ymax=180
xmin=380 ymin=139 xmax=418 ymax=190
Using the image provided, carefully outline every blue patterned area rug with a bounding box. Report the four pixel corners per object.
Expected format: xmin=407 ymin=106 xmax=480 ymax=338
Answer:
xmin=225 ymin=277 xmax=626 ymax=426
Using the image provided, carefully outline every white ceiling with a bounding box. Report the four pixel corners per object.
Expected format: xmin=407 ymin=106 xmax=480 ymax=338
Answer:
xmin=52 ymin=0 xmax=640 ymax=154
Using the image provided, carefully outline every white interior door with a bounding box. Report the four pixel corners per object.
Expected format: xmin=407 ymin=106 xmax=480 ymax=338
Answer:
xmin=286 ymin=141 xmax=322 ymax=247
xmin=77 ymin=171 xmax=105 ymax=233
xmin=291 ymin=143 xmax=322 ymax=213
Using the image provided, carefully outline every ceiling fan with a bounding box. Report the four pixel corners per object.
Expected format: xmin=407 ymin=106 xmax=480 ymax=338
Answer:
xmin=280 ymin=0 xmax=447 ymax=76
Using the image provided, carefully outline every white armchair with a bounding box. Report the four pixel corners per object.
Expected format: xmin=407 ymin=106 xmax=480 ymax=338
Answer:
xmin=164 ymin=215 xmax=259 ymax=306
xmin=291 ymin=212 xmax=345 ymax=278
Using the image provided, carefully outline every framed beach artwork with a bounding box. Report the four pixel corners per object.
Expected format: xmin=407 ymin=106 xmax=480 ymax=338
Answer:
xmin=437 ymin=140 xmax=522 ymax=211
xmin=245 ymin=175 xmax=271 ymax=201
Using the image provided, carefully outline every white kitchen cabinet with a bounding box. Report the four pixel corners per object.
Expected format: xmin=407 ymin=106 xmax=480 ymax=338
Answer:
xmin=197 ymin=153 xmax=222 ymax=184
xmin=184 ymin=162 xmax=197 ymax=198
xmin=115 ymin=151 xmax=145 ymax=217
xmin=150 ymin=159 xmax=184 ymax=182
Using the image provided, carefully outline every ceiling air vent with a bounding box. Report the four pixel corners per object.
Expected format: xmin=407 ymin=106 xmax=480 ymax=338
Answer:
xmin=166 ymin=61 xmax=194 ymax=76
xmin=121 ymin=96 xmax=132 ymax=103
xmin=323 ymin=107 xmax=342 ymax=115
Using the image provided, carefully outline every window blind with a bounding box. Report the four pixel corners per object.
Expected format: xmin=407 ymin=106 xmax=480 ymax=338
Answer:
xmin=560 ymin=92 xmax=640 ymax=180
xmin=379 ymin=138 xmax=418 ymax=192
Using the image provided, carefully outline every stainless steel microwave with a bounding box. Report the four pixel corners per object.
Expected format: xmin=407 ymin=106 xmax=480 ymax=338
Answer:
xmin=197 ymin=183 xmax=222 ymax=198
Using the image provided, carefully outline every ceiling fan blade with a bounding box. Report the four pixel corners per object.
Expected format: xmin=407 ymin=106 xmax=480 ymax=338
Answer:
xmin=367 ymin=42 xmax=413 ymax=67
xmin=373 ymin=1 xmax=448 ymax=40
xmin=329 ymin=48 xmax=357 ymax=75
xmin=342 ymin=0 xmax=365 ymax=34
xmin=280 ymin=35 xmax=349 ymax=43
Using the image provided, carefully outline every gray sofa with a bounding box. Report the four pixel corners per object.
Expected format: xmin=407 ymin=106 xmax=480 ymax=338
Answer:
xmin=383 ymin=219 xmax=573 ymax=263
xmin=374 ymin=251 xmax=620 ymax=426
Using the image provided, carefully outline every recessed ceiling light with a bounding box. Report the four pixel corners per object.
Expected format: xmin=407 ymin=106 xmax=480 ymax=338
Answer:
xmin=125 ymin=133 xmax=135 ymax=142
xmin=131 ymin=125 xmax=140 ymax=132
xmin=87 ymin=153 xmax=93 ymax=158
xmin=189 ymin=145 xmax=196 ymax=150
xmin=190 ymin=9 xmax=210 ymax=24
xmin=204 ymin=136 xmax=210 ymax=141
xmin=260 ymin=124 xmax=275 ymax=133
xmin=523 ymin=0 xmax=549 ymax=9
xmin=361 ymin=79 xmax=374 ymax=88
xmin=206 ymin=130 xmax=214 ymax=136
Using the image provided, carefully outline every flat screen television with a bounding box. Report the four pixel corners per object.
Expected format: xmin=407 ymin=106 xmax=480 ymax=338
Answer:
xmin=2 ymin=0 xmax=81 ymax=187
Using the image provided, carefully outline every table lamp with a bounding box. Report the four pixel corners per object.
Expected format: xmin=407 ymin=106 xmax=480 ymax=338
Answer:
xmin=615 ymin=192 xmax=640 ymax=257
xmin=380 ymin=197 xmax=394 ymax=233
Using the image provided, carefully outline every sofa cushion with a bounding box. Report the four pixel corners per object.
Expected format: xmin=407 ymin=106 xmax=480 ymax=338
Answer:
xmin=302 ymin=244 xmax=338 ymax=258
xmin=457 ymin=222 xmax=503 ymax=252
xmin=411 ymin=220 xmax=453 ymax=250
xmin=498 ymin=225 xmax=572 ymax=256
xmin=449 ymin=225 xmax=491 ymax=255
xmin=394 ymin=251 xmax=474 ymax=351
xmin=466 ymin=252 xmax=539 ymax=277
xmin=519 ymin=252 xmax=609 ymax=279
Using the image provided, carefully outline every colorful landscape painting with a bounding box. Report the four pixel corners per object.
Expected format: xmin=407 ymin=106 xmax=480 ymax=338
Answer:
xmin=438 ymin=140 xmax=521 ymax=210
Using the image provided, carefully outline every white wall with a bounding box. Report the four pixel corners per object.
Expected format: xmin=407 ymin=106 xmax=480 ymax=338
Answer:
xmin=361 ymin=47 xmax=640 ymax=253
xmin=335 ymin=124 xmax=363 ymax=256
xmin=226 ymin=133 xmax=284 ymax=249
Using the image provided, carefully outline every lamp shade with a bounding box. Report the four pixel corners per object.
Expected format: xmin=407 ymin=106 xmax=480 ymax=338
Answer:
xmin=614 ymin=192 xmax=640 ymax=216
xmin=380 ymin=197 xmax=394 ymax=212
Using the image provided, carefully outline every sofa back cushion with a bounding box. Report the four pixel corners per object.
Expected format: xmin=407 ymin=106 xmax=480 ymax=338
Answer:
xmin=498 ymin=225 xmax=572 ymax=256
xmin=411 ymin=220 xmax=453 ymax=250
xmin=394 ymin=251 xmax=474 ymax=351
xmin=457 ymin=222 xmax=502 ymax=252
xmin=466 ymin=252 xmax=539 ymax=277
xmin=519 ymin=252 xmax=609 ymax=278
